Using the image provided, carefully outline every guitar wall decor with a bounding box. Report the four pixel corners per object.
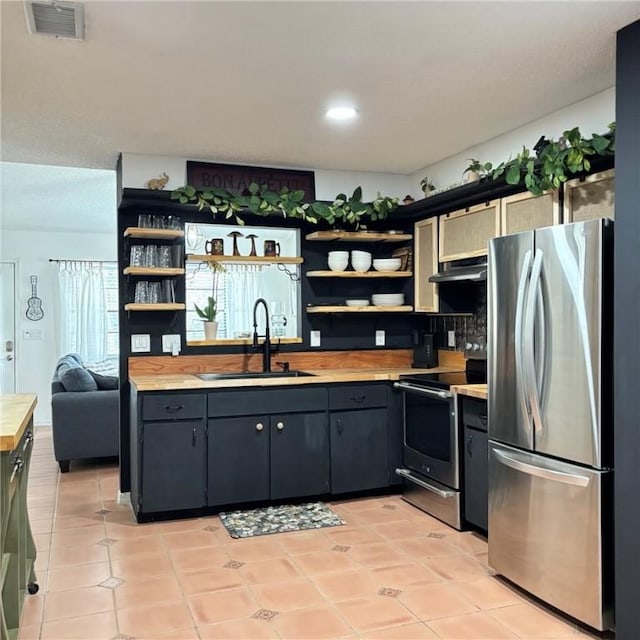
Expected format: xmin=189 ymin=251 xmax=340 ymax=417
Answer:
xmin=26 ymin=275 xmax=44 ymax=321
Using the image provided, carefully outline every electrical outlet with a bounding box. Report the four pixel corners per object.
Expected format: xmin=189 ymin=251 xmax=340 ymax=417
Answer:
xmin=162 ymin=334 xmax=181 ymax=355
xmin=375 ymin=330 xmax=385 ymax=346
xmin=310 ymin=330 xmax=321 ymax=347
xmin=131 ymin=334 xmax=151 ymax=353
xmin=447 ymin=330 xmax=456 ymax=347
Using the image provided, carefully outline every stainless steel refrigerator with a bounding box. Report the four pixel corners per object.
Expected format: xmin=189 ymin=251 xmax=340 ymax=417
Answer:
xmin=487 ymin=218 xmax=613 ymax=631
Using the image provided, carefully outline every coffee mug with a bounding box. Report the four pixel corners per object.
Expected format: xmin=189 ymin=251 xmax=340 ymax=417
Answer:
xmin=205 ymin=238 xmax=224 ymax=255
xmin=264 ymin=240 xmax=280 ymax=257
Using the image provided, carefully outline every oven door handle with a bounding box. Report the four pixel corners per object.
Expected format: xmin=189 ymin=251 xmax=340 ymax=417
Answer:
xmin=395 ymin=468 xmax=456 ymax=498
xmin=393 ymin=382 xmax=452 ymax=400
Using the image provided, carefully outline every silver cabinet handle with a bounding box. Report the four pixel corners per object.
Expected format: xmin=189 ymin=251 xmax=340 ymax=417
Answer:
xmin=393 ymin=382 xmax=452 ymax=399
xmin=493 ymin=448 xmax=590 ymax=487
xmin=276 ymin=421 xmax=284 ymax=430
xmin=394 ymin=468 xmax=456 ymax=498
xmin=10 ymin=456 xmax=24 ymax=483
xmin=256 ymin=422 xmax=264 ymax=432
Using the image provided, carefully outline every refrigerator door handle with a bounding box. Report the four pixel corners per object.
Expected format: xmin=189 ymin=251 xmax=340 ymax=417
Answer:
xmin=535 ymin=281 xmax=546 ymax=401
xmin=493 ymin=447 xmax=590 ymax=487
xmin=515 ymin=249 xmax=533 ymax=420
xmin=525 ymin=249 xmax=545 ymax=433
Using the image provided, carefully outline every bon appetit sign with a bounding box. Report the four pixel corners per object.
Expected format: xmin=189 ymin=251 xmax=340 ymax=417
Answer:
xmin=186 ymin=161 xmax=316 ymax=201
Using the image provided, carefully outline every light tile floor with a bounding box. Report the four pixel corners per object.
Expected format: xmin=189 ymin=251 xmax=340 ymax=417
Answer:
xmin=18 ymin=426 xmax=609 ymax=640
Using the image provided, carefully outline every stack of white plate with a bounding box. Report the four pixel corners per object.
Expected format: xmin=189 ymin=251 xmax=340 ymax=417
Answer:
xmin=371 ymin=293 xmax=405 ymax=307
xmin=345 ymin=299 xmax=369 ymax=307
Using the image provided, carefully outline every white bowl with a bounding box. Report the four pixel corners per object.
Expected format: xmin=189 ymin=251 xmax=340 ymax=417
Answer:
xmin=328 ymin=258 xmax=348 ymax=271
xmin=345 ymin=299 xmax=369 ymax=307
xmin=351 ymin=250 xmax=372 ymax=260
xmin=328 ymin=250 xmax=349 ymax=259
xmin=373 ymin=258 xmax=402 ymax=272
xmin=351 ymin=260 xmax=372 ymax=273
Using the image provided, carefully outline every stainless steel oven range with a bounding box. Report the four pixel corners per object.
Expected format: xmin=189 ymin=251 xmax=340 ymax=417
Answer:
xmin=393 ymin=359 xmax=486 ymax=529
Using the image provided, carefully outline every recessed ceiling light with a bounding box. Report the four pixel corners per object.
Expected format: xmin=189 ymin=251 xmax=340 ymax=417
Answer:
xmin=326 ymin=106 xmax=358 ymax=121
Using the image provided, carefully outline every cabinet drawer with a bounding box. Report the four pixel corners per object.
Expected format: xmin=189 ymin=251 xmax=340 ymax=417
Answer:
xmin=208 ymin=387 xmax=327 ymax=417
xmin=462 ymin=397 xmax=488 ymax=431
xmin=142 ymin=393 xmax=205 ymax=421
xmin=329 ymin=384 xmax=387 ymax=411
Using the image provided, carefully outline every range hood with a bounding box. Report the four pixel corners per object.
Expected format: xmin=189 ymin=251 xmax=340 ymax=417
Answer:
xmin=429 ymin=261 xmax=487 ymax=283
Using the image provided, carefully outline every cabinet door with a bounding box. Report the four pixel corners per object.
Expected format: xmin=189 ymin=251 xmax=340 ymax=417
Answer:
xmin=501 ymin=190 xmax=560 ymax=236
xmin=270 ymin=413 xmax=329 ymax=500
xmin=414 ymin=218 xmax=439 ymax=312
xmin=439 ymin=201 xmax=500 ymax=262
xmin=208 ymin=416 xmax=269 ymax=506
xmin=463 ymin=425 xmax=488 ymax=531
xmin=141 ymin=421 xmax=205 ymax=513
xmin=330 ymin=408 xmax=389 ymax=494
xmin=563 ymin=169 xmax=615 ymax=223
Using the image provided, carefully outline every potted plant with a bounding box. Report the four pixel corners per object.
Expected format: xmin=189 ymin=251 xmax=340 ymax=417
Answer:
xmin=194 ymin=296 xmax=218 ymax=340
xmin=419 ymin=176 xmax=436 ymax=196
xmin=463 ymin=159 xmax=493 ymax=183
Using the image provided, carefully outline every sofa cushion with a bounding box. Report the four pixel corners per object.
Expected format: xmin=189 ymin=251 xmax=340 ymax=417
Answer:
xmin=88 ymin=370 xmax=119 ymax=390
xmin=56 ymin=355 xmax=98 ymax=392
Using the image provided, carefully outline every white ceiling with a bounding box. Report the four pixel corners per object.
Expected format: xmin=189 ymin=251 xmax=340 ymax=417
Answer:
xmin=1 ymin=1 xmax=638 ymax=233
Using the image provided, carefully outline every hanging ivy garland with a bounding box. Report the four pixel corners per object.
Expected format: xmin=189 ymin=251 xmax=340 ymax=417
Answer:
xmin=170 ymin=183 xmax=399 ymax=228
xmin=463 ymin=123 xmax=616 ymax=197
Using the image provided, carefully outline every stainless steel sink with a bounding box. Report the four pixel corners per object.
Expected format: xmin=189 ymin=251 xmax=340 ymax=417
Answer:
xmin=196 ymin=371 xmax=315 ymax=381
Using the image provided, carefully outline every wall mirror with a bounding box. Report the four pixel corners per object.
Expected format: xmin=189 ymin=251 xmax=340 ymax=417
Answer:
xmin=185 ymin=222 xmax=302 ymax=344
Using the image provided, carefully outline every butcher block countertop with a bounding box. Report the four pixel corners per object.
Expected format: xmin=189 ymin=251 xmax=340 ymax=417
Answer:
xmin=0 ymin=394 xmax=37 ymax=451
xmin=130 ymin=366 xmax=465 ymax=392
xmin=451 ymin=384 xmax=488 ymax=400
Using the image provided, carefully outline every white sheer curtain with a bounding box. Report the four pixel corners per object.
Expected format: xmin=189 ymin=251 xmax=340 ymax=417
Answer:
xmin=225 ymin=265 xmax=262 ymax=338
xmin=56 ymin=261 xmax=108 ymax=361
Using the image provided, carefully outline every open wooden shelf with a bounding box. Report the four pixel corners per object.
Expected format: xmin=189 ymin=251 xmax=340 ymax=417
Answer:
xmin=123 ymin=267 xmax=185 ymax=276
xmin=305 ymin=231 xmax=412 ymax=243
xmin=186 ymin=254 xmax=303 ymax=264
xmin=124 ymin=227 xmax=185 ymax=239
xmin=124 ymin=303 xmax=186 ymax=311
xmin=306 ymin=270 xmax=412 ymax=278
xmin=306 ymin=305 xmax=413 ymax=313
xmin=187 ymin=337 xmax=303 ymax=347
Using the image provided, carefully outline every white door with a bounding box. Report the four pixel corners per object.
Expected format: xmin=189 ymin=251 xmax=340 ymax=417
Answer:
xmin=0 ymin=262 xmax=16 ymax=393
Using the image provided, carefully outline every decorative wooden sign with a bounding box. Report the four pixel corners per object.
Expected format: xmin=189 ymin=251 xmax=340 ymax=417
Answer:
xmin=186 ymin=161 xmax=315 ymax=201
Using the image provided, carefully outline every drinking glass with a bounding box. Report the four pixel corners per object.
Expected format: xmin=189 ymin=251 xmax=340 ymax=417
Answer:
xmin=130 ymin=245 xmax=144 ymax=266
xmin=152 ymin=216 xmax=167 ymax=229
xmin=148 ymin=282 xmax=161 ymax=303
xmin=138 ymin=214 xmax=153 ymax=228
xmin=134 ymin=281 xmax=149 ymax=303
xmin=158 ymin=246 xmax=172 ymax=268
xmin=144 ymin=245 xmax=159 ymax=267
xmin=162 ymin=279 xmax=175 ymax=303
xmin=166 ymin=215 xmax=182 ymax=230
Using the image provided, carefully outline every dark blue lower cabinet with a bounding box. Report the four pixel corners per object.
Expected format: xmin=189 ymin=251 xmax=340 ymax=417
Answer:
xmin=463 ymin=424 xmax=488 ymax=531
xmin=140 ymin=420 xmax=206 ymax=513
xmin=330 ymin=408 xmax=389 ymax=494
xmin=207 ymin=416 xmax=270 ymax=506
xmin=270 ymin=412 xmax=330 ymax=500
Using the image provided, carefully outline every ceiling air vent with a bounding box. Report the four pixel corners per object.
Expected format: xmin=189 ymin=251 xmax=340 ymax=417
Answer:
xmin=25 ymin=1 xmax=84 ymax=39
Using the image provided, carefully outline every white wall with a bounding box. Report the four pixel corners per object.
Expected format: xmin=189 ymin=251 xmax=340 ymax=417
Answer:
xmin=409 ymin=88 xmax=615 ymax=197
xmin=120 ymin=154 xmax=410 ymax=202
xmin=1 ymin=229 xmax=116 ymax=425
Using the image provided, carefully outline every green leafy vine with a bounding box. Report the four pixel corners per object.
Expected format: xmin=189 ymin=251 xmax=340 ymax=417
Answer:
xmin=170 ymin=183 xmax=399 ymax=229
xmin=464 ymin=123 xmax=615 ymax=196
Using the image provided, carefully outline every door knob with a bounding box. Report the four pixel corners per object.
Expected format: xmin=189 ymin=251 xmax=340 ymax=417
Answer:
xmin=2 ymin=354 xmax=13 ymax=361
xmin=256 ymin=422 xmax=264 ymax=431
xmin=276 ymin=421 xmax=284 ymax=430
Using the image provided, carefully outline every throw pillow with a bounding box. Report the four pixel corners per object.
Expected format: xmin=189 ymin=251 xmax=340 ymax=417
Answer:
xmin=58 ymin=365 xmax=98 ymax=392
xmin=88 ymin=370 xmax=119 ymax=390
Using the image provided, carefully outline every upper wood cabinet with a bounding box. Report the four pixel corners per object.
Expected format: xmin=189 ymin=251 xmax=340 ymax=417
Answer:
xmin=500 ymin=190 xmax=560 ymax=236
xmin=439 ymin=200 xmax=500 ymax=262
xmin=563 ymin=169 xmax=615 ymax=223
xmin=414 ymin=218 xmax=438 ymax=313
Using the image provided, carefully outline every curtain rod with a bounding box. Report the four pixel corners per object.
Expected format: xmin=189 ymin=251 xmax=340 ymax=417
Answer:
xmin=48 ymin=259 xmax=113 ymax=263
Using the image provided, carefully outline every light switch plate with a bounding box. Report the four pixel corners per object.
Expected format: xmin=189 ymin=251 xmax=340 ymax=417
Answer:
xmin=447 ymin=330 xmax=456 ymax=347
xmin=375 ymin=330 xmax=385 ymax=346
xmin=162 ymin=334 xmax=181 ymax=355
xmin=310 ymin=330 xmax=321 ymax=347
xmin=131 ymin=334 xmax=151 ymax=353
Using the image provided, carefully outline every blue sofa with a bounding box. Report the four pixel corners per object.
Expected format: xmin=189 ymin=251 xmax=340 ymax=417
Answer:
xmin=51 ymin=354 xmax=119 ymax=472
